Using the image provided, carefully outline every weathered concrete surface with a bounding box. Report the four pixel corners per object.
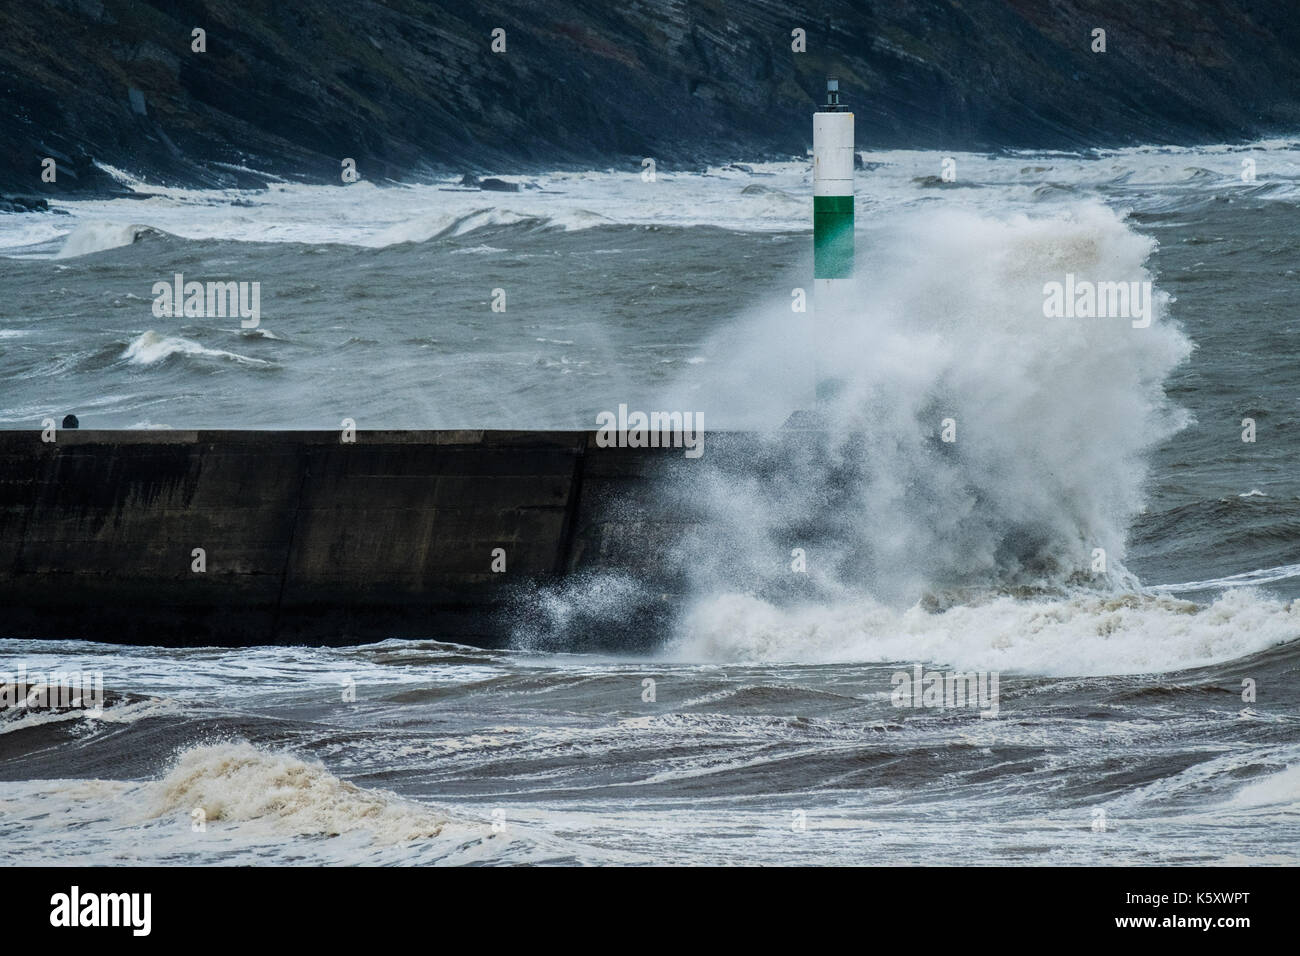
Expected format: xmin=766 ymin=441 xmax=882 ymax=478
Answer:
xmin=0 ymin=430 xmax=709 ymax=646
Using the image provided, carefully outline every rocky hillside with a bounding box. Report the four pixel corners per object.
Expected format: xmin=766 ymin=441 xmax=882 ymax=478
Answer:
xmin=4 ymin=0 xmax=1299 ymax=194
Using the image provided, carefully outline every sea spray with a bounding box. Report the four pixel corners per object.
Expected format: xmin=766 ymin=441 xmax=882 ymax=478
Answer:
xmin=150 ymin=741 xmax=451 ymax=842
xmin=673 ymin=202 xmax=1192 ymax=598
xmin=514 ymin=202 xmax=1212 ymax=662
xmin=666 ymin=588 xmax=1300 ymax=674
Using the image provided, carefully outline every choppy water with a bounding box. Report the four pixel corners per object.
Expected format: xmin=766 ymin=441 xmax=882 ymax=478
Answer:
xmin=0 ymin=634 xmax=1294 ymax=868
xmin=1 ymin=636 xmax=1296 ymax=865
xmin=2 ymin=142 xmax=1300 ymax=865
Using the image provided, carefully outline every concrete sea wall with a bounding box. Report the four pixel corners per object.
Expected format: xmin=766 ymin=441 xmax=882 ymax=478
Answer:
xmin=0 ymin=430 xmax=708 ymax=646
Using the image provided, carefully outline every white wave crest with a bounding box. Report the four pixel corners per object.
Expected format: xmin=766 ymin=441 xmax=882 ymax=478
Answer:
xmin=365 ymin=206 xmax=609 ymax=247
xmin=1151 ymin=561 xmax=1300 ymax=594
xmin=667 ymin=201 xmax=1192 ymax=600
xmin=123 ymin=330 xmax=271 ymax=367
xmin=149 ymin=741 xmax=451 ymax=843
xmin=669 ymin=587 xmax=1299 ymax=675
xmin=54 ymin=222 xmax=164 ymax=259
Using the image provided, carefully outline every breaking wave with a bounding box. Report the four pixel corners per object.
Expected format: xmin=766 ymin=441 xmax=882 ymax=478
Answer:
xmin=682 ymin=201 xmax=1191 ymax=596
xmin=149 ymin=741 xmax=452 ymax=843
xmin=54 ymin=222 xmax=169 ymax=259
xmin=668 ymin=588 xmax=1300 ymax=674
xmin=542 ymin=200 xmax=1297 ymax=672
xmin=365 ymin=206 xmax=610 ymax=247
xmin=123 ymin=330 xmax=272 ymax=367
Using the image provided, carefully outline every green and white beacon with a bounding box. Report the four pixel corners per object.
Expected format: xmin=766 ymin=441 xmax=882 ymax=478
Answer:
xmin=813 ymin=76 xmax=853 ymax=402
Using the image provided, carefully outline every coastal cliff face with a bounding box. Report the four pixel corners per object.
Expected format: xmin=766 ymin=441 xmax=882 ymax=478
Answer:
xmin=4 ymin=0 xmax=1300 ymax=193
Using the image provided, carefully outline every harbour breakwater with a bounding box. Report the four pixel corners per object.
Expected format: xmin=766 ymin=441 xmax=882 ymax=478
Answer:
xmin=0 ymin=429 xmax=731 ymax=646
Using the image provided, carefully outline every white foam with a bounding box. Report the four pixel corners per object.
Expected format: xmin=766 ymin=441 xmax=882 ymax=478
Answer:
xmin=148 ymin=741 xmax=451 ymax=842
xmin=662 ymin=201 xmax=1191 ymax=592
xmin=0 ymin=741 xmax=564 ymax=864
xmin=54 ymin=222 xmax=159 ymax=259
xmin=1151 ymin=561 xmax=1300 ymax=594
xmin=1227 ymin=762 xmax=1300 ymax=810
xmin=3 ymin=136 xmax=1298 ymax=260
xmin=640 ymin=199 xmax=1297 ymax=674
xmin=365 ymin=207 xmax=532 ymax=246
xmin=668 ymin=587 xmax=1299 ymax=675
xmin=0 ymin=695 xmax=177 ymax=736
xmin=123 ymin=330 xmax=271 ymax=367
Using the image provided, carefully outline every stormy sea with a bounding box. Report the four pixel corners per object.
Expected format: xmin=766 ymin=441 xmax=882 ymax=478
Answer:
xmin=2 ymin=143 xmax=1299 ymax=865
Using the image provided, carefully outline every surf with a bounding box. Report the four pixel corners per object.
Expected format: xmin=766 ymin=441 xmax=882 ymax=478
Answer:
xmin=517 ymin=199 xmax=1300 ymax=672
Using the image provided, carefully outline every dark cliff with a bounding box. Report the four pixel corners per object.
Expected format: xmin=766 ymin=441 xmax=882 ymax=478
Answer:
xmin=4 ymin=0 xmax=1299 ymax=194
